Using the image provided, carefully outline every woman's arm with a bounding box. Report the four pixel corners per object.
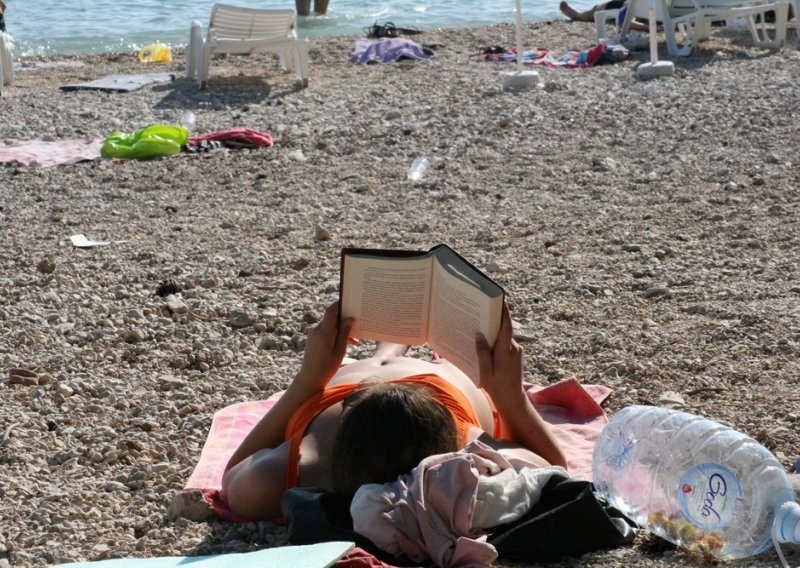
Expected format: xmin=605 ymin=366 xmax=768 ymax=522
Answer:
xmin=224 ymin=302 xmax=354 ymax=470
xmin=220 ymin=302 xmax=354 ymax=518
xmin=475 ymin=302 xmax=567 ymax=469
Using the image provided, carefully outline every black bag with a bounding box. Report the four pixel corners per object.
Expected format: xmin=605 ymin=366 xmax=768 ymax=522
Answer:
xmin=489 ymin=477 xmax=637 ymax=562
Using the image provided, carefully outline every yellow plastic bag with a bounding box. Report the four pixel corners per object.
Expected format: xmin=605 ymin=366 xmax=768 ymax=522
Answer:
xmin=138 ymin=43 xmax=173 ymax=63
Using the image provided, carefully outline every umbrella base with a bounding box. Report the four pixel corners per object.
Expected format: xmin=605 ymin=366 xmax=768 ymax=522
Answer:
xmin=636 ymin=61 xmax=674 ymax=78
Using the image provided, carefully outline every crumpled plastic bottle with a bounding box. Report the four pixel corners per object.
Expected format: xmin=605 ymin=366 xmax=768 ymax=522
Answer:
xmin=407 ymin=157 xmax=430 ymax=182
xmin=179 ymin=111 xmax=196 ymax=131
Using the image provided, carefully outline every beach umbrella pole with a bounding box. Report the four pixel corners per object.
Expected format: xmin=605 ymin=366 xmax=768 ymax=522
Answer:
xmin=503 ymin=0 xmax=539 ymax=91
xmin=636 ymin=0 xmax=674 ymax=78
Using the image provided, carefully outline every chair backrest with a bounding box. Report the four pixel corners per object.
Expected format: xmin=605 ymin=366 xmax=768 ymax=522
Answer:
xmin=668 ymin=0 xmax=699 ymax=17
xmin=621 ymin=0 xmax=695 ymax=27
xmin=692 ymin=0 xmax=772 ymax=8
xmin=209 ymin=4 xmax=297 ymax=40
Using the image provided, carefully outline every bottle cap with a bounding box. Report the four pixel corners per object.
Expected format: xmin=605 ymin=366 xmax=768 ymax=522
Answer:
xmin=772 ymin=501 xmax=800 ymax=568
xmin=775 ymin=501 xmax=800 ymax=542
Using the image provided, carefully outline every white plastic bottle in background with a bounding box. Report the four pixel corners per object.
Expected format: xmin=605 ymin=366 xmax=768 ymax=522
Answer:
xmin=407 ymin=156 xmax=430 ymax=182
xmin=179 ymin=111 xmax=196 ymax=131
xmin=592 ymin=405 xmax=800 ymax=566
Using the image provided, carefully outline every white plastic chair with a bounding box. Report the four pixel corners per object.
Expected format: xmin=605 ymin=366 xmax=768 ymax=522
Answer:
xmin=0 ymin=32 xmax=13 ymax=94
xmin=595 ymin=0 xmax=703 ymax=55
xmin=186 ymin=4 xmax=309 ymax=89
xmin=595 ymin=0 xmax=788 ymax=56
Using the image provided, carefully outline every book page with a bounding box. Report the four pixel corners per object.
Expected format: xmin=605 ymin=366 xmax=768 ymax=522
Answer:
xmin=427 ymin=258 xmax=503 ymax=385
xmin=340 ymin=254 xmax=432 ymax=344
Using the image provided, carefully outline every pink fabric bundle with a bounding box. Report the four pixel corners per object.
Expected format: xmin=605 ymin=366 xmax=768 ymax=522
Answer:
xmin=351 ymin=441 xmax=570 ymax=567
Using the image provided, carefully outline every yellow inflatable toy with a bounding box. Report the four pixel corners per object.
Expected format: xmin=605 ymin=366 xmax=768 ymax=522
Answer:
xmin=138 ymin=44 xmax=173 ymax=63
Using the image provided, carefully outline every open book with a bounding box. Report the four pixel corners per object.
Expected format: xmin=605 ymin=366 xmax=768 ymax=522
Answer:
xmin=339 ymin=244 xmax=505 ymax=385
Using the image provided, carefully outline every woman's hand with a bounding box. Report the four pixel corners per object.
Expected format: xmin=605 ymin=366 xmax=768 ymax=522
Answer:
xmin=475 ymin=301 xmax=567 ymax=468
xmin=475 ymin=301 xmax=525 ymax=402
xmin=294 ymin=301 xmax=355 ymax=394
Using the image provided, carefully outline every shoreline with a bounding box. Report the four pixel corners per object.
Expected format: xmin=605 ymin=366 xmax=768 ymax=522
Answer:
xmin=2 ymin=19 xmax=800 ymax=568
xmin=4 ymin=18 xmax=575 ymax=59
xmin=3 ymin=8 xmax=570 ymax=58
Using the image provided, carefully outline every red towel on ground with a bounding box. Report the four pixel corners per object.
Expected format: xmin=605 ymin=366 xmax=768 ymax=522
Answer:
xmin=188 ymin=128 xmax=273 ymax=149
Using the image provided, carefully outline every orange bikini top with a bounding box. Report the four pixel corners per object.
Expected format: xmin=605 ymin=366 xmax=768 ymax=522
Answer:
xmin=283 ymin=373 xmax=482 ymax=490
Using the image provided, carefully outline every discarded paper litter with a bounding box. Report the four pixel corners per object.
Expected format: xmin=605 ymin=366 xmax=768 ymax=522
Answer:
xmin=69 ymin=234 xmax=128 ymax=248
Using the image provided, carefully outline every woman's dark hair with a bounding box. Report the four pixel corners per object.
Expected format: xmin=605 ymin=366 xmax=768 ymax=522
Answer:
xmin=331 ymin=381 xmax=458 ymax=501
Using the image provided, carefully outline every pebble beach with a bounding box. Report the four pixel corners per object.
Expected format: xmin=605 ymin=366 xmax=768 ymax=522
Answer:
xmin=1 ymin=19 xmax=800 ymax=567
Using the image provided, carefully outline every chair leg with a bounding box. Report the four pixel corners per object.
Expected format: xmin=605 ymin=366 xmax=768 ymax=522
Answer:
xmin=781 ymin=1 xmax=791 ymax=47
xmin=0 ymin=33 xmax=13 ymax=90
xmin=200 ymin=45 xmax=211 ymax=89
xmin=665 ymin=19 xmax=695 ymax=56
xmin=280 ymin=49 xmax=295 ymax=73
xmin=696 ymin=17 xmax=712 ymax=39
xmin=794 ymin=0 xmax=800 ymax=48
xmin=746 ymin=2 xmax=788 ymax=48
xmin=187 ymin=21 xmax=203 ymax=81
xmin=293 ymin=40 xmax=309 ymax=88
xmin=594 ymin=8 xmax=621 ymax=41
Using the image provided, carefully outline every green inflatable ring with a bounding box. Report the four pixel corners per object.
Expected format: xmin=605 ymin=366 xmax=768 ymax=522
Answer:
xmin=101 ymin=125 xmax=189 ymax=159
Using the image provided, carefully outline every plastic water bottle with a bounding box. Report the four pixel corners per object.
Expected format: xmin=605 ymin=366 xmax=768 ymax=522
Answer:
xmin=593 ymin=405 xmax=800 ymax=566
xmin=179 ymin=111 xmax=196 ymax=131
xmin=407 ymin=157 xmax=430 ymax=182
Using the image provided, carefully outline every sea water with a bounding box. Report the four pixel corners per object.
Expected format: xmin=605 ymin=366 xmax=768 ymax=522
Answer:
xmin=4 ymin=0 xmax=594 ymax=56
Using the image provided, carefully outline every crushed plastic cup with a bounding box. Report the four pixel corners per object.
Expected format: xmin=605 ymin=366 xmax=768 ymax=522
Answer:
xmin=408 ymin=157 xmax=430 ymax=182
xmin=642 ymin=83 xmax=659 ymax=96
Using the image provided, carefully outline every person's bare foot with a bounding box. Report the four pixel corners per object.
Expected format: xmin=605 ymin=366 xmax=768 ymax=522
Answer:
xmin=559 ymin=1 xmax=597 ymax=21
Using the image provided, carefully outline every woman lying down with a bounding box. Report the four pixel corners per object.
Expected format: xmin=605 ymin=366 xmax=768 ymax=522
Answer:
xmin=221 ymin=301 xmax=566 ymax=520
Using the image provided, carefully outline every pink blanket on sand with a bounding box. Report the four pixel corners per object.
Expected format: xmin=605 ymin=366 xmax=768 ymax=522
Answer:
xmin=0 ymin=139 xmax=104 ymax=167
xmin=185 ymin=378 xmax=611 ymax=503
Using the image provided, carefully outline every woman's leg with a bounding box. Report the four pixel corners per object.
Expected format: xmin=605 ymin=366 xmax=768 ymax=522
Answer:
xmin=313 ymin=0 xmax=330 ymax=15
xmin=559 ymin=1 xmax=609 ymax=21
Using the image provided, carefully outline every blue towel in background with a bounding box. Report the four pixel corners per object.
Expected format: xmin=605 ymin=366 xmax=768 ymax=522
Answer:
xmin=52 ymin=542 xmax=355 ymax=568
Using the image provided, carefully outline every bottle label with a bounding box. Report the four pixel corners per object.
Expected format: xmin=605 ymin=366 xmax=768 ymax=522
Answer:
xmin=678 ymin=463 xmax=744 ymax=530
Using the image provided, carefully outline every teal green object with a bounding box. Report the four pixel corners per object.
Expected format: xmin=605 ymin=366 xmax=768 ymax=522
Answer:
xmin=101 ymin=125 xmax=189 ymax=159
xmin=52 ymin=541 xmax=355 ymax=568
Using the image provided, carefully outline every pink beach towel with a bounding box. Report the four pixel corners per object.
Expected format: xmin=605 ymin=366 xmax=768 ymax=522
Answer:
xmin=0 ymin=139 xmax=104 ymax=167
xmin=482 ymin=44 xmax=607 ymax=68
xmin=185 ymin=378 xmax=611 ymax=519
